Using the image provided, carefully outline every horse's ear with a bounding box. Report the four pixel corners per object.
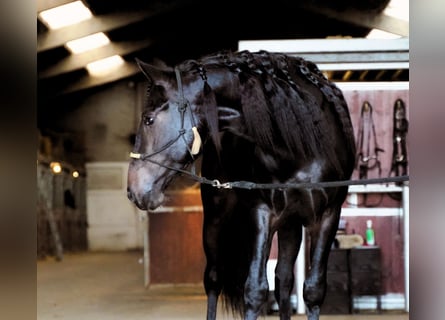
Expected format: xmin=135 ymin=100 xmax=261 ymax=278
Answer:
xmin=135 ymin=58 xmax=175 ymax=90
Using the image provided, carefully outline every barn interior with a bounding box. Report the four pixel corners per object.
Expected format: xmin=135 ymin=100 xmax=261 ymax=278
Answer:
xmin=37 ymin=0 xmax=409 ymax=319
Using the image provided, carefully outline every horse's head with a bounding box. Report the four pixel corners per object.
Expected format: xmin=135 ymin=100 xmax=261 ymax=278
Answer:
xmin=127 ymin=59 xmax=205 ymax=210
xmin=127 ymin=56 xmax=244 ymax=210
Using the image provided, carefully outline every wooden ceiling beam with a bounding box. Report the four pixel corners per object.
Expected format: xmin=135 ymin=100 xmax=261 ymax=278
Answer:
xmin=300 ymin=4 xmax=409 ymax=37
xmin=37 ymin=0 xmax=197 ymax=53
xmin=37 ymin=0 xmax=76 ymax=13
xmin=39 ymin=38 xmax=153 ymax=79
xmin=57 ymin=61 xmax=140 ymax=95
xmin=37 ymin=10 xmax=155 ymax=52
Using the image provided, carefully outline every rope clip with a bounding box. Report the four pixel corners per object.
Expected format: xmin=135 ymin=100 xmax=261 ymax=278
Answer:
xmin=212 ymin=179 xmax=232 ymax=189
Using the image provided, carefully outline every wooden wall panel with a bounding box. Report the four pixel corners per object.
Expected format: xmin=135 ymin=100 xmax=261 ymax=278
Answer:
xmin=148 ymin=190 xmax=205 ymax=284
xmin=343 ymin=88 xmax=410 ymax=180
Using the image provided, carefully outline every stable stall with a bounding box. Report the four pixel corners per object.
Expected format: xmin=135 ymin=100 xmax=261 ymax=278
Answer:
xmin=37 ymin=132 xmax=88 ymax=260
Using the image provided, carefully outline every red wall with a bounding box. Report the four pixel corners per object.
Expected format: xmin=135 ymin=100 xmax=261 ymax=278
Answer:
xmin=148 ymin=189 xmax=205 ymax=284
xmin=343 ymin=86 xmax=409 ymax=294
xmin=344 ymin=86 xmax=409 ymax=180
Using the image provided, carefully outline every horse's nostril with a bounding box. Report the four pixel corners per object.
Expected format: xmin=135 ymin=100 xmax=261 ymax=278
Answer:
xmin=127 ymin=188 xmax=135 ymax=202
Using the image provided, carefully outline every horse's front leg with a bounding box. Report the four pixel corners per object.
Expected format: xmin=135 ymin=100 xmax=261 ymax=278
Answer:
xmin=275 ymin=221 xmax=303 ymax=320
xmin=303 ymin=205 xmax=341 ymax=320
xmin=203 ymin=218 xmax=222 ymax=320
xmin=244 ymin=204 xmax=273 ymax=320
xmin=205 ymin=272 xmax=220 ymax=320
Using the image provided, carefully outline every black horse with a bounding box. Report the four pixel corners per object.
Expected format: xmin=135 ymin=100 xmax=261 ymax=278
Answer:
xmin=127 ymin=50 xmax=356 ymax=320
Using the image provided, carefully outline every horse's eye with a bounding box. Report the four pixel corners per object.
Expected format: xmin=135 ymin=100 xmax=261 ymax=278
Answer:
xmin=143 ymin=116 xmax=155 ymax=126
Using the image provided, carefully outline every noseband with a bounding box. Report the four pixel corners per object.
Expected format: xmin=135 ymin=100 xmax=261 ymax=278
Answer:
xmin=129 ymin=67 xmax=201 ymax=162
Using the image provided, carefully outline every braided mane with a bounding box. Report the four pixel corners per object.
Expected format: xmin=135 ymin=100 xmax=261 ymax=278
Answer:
xmin=177 ymin=50 xmax=355 ymax=171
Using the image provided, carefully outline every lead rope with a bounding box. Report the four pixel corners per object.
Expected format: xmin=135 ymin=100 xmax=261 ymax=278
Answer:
xmin=142 ymin=155 xmax=408 ymax=189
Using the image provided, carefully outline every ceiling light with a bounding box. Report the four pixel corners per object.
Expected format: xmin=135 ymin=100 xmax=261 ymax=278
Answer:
xmin=86 ymin=55 xmax=125 ymax=76
xmin=65 ymin=33 xmax=110 ymax=54
xmin=38 ymin=1 xmax=93 ymax=30
xmin=50 ymin=162 xmax=62 ymax=174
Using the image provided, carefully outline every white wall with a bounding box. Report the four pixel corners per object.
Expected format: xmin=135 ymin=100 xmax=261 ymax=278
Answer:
xmin=45 ymin=79 xmax=147 ymax=251
xmin=56 ymin=80 xmax=143 ymax=162
xmin=86 ymin=162 xmax=145 ymax=251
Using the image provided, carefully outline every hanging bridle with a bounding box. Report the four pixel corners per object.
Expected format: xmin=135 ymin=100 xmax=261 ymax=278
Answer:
xmin=129 ymin=67 xmax=201 ymax=162
xmin=389 ymin=98 xmax=408 ymax=180
xmin=356 ymin=101 xmax=384 ymax=180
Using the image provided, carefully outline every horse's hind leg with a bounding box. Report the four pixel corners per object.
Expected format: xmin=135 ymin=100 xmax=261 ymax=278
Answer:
xmin=303 ymin=205 xmax=341 ymax=320
xmin=275 ymin=222 xmax=302 ymax=320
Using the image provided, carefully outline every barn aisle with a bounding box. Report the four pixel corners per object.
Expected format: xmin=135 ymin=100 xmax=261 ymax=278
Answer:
xmin=37 ymin=251 xmax=408 ymax=320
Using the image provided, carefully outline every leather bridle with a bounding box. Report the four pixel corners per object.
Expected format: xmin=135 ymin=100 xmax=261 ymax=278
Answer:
xmin=129 ymin=67 xmax=200 ymax=162
xmin=389 ymin=98 xmax=408 ymax=179
xmin=356 ymin=101 xmax=384 ymax=180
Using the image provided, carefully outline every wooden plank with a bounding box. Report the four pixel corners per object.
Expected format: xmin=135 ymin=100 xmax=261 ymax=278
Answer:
xmin=58 ymin=61 xmax=139 ymax=94
xmin=316 ymin=62 xmax=409 ymax=71
xmin=239 ymin=38 xmax=409 ymax=72
xmin=37 ymin=0 xmax=196 ymax=52
xmin=239 ymin=38 xmax=409 ymax=54
xmin=37 ymin=10 xmax=153 ymax=52
xmin=299 ymin=3 xmax=409 ymax=37
xmin=39 ymin=38 xmax=153 ymax=78
xmin=37 ymin=0 xmax=75 ymax=13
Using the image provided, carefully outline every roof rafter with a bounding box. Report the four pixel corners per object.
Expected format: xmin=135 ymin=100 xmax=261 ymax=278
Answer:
xmin=300 ymin=3 xmax=408 ymax=37
xmin=39 ymin=38 xmax=153 ymax=78
xmin=37 ymin=10 xmax=155 ymax=52
xmin=37 ymin=0 xmax=198 ymax=52
xmin=37 ymin=0 xmax=77 ymax=13
xmin=58 ymin=62 xmax=140 ymax=95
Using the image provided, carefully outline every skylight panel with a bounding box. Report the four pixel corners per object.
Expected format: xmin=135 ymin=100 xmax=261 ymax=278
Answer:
xmin=86 ymin=55 xmax=125 ymax=76
xmin=65 ymin=33 xmax=110 ymax=54
xmin=38 ymin=1 xmax=93 ymax=30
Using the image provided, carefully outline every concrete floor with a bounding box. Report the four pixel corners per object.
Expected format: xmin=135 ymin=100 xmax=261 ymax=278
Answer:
xmin=37 ymin=251 xmax=409 ymax=320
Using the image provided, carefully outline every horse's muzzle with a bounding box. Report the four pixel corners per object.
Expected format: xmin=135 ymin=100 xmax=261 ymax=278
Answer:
xmin=127 ymin=187 xmax=165 ymax=211
xmin=127 ymin=187 xmax=147 ymax=210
